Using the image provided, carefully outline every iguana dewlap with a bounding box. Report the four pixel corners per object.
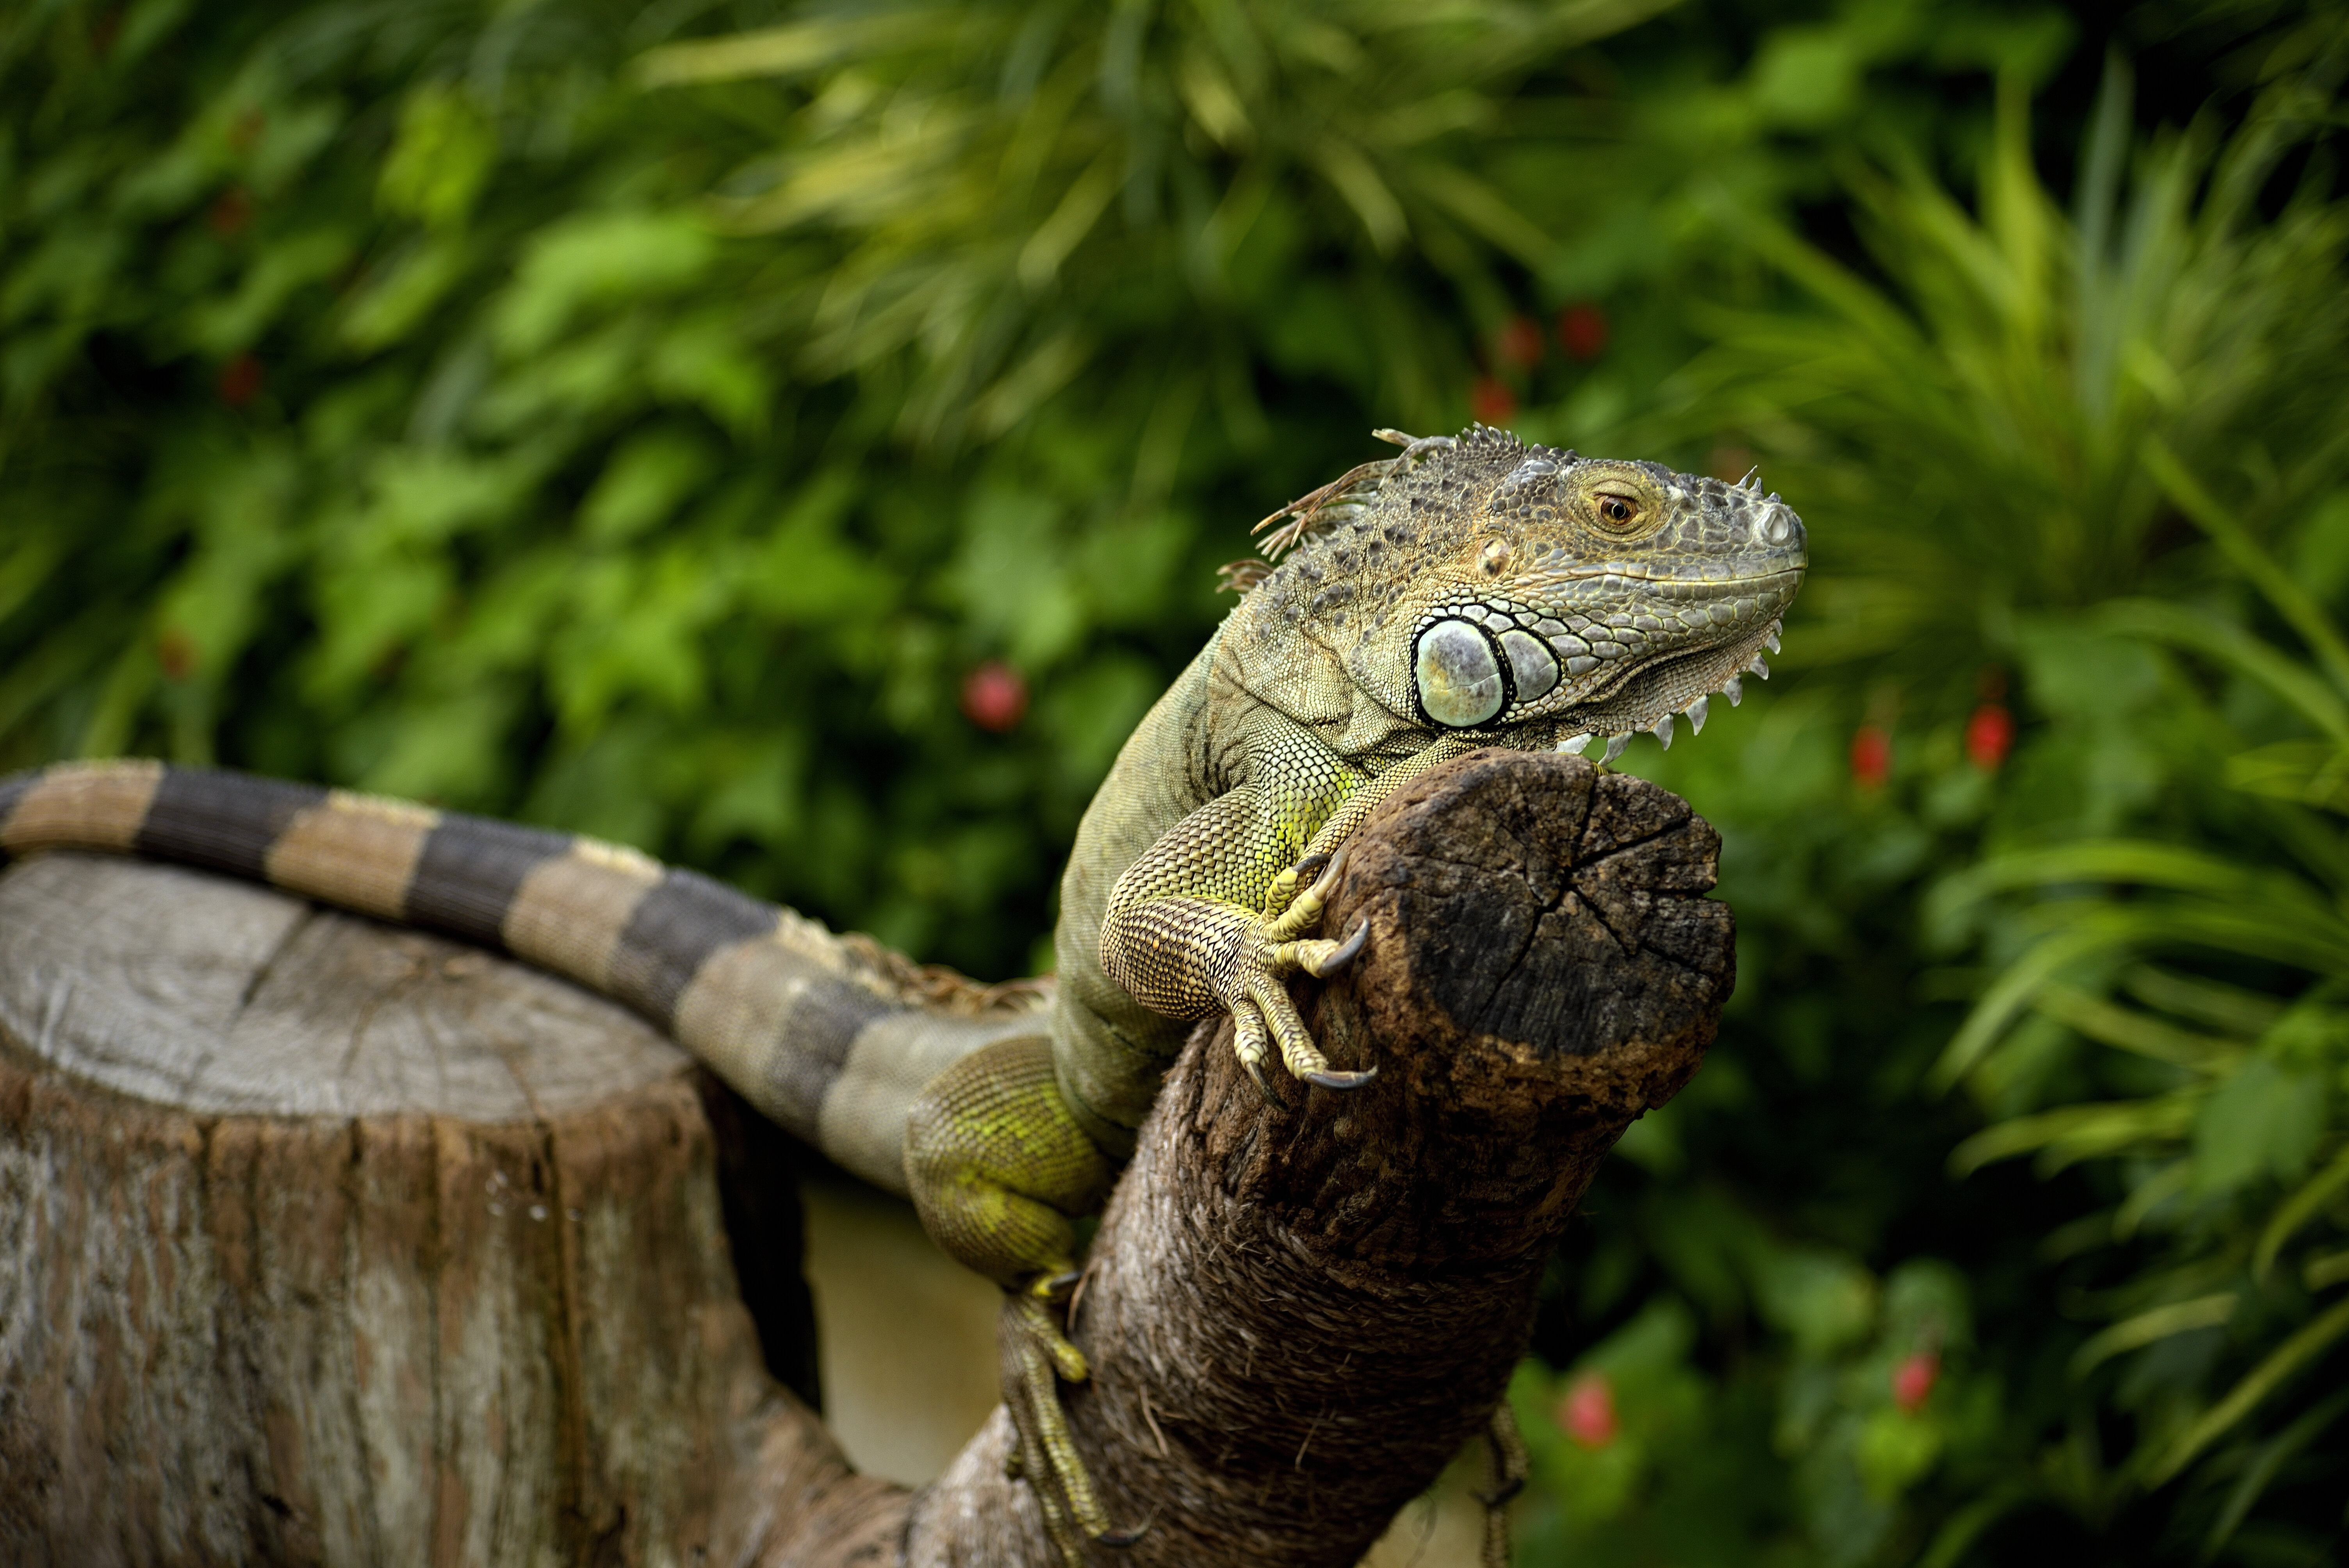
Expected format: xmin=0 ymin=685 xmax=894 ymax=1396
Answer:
xmin=0 ymin=425 xmax=1804 ymax=1559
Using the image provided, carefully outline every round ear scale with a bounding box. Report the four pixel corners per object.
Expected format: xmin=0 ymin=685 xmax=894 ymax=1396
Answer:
xmin=1412 ymin=618 xmax=1508 ymax=729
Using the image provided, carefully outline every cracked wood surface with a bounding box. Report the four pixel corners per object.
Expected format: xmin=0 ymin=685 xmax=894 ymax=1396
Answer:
xmin=0 ymin=852 xmax=877 ymax=1567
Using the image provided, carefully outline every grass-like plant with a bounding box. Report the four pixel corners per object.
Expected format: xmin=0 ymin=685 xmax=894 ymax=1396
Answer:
xmin=1925 ymin=445 xmax=2349 ymax=1547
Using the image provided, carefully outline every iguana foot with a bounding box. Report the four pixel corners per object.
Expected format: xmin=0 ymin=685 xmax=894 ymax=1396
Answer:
xmin=1229 ymin=850 xmax=1378 ymax=1101
xmin=1000 ymin=1279 xmax=1148 ymax=1563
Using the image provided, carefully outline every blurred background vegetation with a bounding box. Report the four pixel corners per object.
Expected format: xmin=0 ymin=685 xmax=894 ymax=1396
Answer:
xmin=5 ymin=0 xmax=2347 ymax=1560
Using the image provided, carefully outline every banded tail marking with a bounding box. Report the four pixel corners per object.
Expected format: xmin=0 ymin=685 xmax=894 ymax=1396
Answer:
xmin=0 ymin=761 xmax=1044 ymax=1192
xmin=0 ymin=759 xmax=166 ymax=858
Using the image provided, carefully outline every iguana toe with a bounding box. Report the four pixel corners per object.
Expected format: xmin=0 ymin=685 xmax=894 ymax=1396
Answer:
xmin=1232 ymin=1004 xmax=1290 ymax=1107
xmin=1295 ymin=916 xmax=1369 ymax=978
xmin=1002 ymin=1287 xmax=1147 ymax=1561
xmin=1262 ymin=847 xmax=1347 ymax=941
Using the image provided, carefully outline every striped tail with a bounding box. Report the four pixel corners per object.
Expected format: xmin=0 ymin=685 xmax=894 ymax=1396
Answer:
xmin=0 ymin=759 xmax=1045 ymax=1194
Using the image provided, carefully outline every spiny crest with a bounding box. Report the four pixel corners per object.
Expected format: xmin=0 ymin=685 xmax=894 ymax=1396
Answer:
xmin=1224 ymin=425 xmax=1569 ymax=597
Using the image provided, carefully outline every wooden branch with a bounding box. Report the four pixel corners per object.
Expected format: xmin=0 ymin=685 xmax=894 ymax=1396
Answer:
xmin=0 ymin=750 xmax=1729 ymax=1566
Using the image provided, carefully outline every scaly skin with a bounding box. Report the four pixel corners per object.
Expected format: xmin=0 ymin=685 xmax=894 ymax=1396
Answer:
xmin=904 ymin=424 xmax=1808 ymax=1557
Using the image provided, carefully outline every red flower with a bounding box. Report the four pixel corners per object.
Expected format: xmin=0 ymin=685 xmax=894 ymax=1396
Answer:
xmin=1964 ymin=705 xmax=2013 ymax=772
xmin=157 ymin=627 xmax=197 ymax=681
xmin=1558 ymin=1372 xmax=1617 ymax=1449
xmin=1558 ymin=303 xmax=1609 ymax=362
xmin=961 ymin=662 xmax=1027 ymax=733
xmin=1470 ymin=376 xmax=1517 ymax=425
xmin=217 ymin=354 xmax=264 ymax=408
xmin=1850 ymin=725 xmax=1891 ymax=789
xmin=1892 ymin=1351 xmax=1939 ymax=1413
xmin=209 ymin=187 xmax=253 ymax=237
xmin=1496 ymin=315 xmax=1545 ymax=369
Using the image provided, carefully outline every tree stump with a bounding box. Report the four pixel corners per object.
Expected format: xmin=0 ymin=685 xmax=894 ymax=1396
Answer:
xmin=0 ymin=750 xmax=1731 ymax=1566
xmin=0 ymin=852 xmax=877 ymax=1566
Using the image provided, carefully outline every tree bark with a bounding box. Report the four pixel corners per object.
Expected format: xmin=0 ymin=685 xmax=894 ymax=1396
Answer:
xmin=0 ymin=750 xmax=1729 ymax=1566
xmin=0 ymin=852 xmax=883 ymax=1566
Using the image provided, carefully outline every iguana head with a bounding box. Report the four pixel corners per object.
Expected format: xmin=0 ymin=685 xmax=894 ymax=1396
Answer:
xmin=1242 ymin=425 xmax=1806 ymax=760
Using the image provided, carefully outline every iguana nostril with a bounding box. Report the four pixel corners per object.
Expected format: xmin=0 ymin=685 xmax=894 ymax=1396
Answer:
xmin=1413 ymin=618 xmax=1506 ymax=727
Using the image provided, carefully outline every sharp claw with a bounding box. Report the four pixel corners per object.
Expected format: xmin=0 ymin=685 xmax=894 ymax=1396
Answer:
xmin=1293 ymin=850 xmax=1332 ymax=879
xmin=1304 ymin=1066 xmax=1378 ymax=1090
xmin=1305 ymin=845 xmax=1347 ymax=903
xmin=1243 ymin=1054 xmax=1289 ymax=1108
xmin=1307 ymin=918 xmax=1370 ymax=977
xmin=1095 ymin=1522 xmax=1152 ymax=1548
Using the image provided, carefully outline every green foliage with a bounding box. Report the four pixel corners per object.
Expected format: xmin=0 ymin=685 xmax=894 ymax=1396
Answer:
xmin=1504 ymin=25 xmax=2349 ymax=1564
xmin=1926 ymin=476 xmax=2349 ymax=1545
xmin=1633 ymin=55 xmax=2349 ymax=679
xmin=9 ymin=0 xmax=2349 ymax=1561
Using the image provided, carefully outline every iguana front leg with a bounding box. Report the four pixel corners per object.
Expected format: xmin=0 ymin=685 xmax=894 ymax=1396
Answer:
xmin=1099 ymin=731 xmax=1482 ymax=1098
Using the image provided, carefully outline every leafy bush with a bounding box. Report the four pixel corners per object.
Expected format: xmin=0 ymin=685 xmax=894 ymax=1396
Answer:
xmin=1508 ymin=39 xmax=2349 ymax=1566
xmin=9 ymin=1 xmax=2348 ymax=1562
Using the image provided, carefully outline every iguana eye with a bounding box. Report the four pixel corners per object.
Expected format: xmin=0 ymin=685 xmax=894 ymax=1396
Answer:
xmin=1594 ymin=492 xmax=1641 ymax=529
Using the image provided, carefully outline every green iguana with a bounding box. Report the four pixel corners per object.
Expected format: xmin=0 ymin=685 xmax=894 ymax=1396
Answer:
xmin=0 ymin=424 xmax=1804 ymax=1559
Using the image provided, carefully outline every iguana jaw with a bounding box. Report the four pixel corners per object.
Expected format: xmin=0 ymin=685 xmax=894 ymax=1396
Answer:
xmin=1521 ymin=560 xmax=1805 ymax=720
xmin=1552 ymin=605 xmax=1789 ymax=751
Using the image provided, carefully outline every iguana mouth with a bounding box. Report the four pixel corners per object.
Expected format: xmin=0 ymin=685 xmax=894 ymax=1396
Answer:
xmin=1556 ymin=615 xmax=1786 ymax=761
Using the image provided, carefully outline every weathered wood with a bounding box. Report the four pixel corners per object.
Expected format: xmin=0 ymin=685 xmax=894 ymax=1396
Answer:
xmin=0 ymin=854 xmax=688 ymax=1118
xmin=0 ymin=853 xmax=877 ymax=1566
xmin=1 ymin=750 xmax=1729 ymax=1567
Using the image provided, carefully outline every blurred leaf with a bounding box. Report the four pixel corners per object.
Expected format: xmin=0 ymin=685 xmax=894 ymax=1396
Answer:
xmin=2225 ymin=738 xmax=2349 ymax=812
xmin=2068 ymin=1292 xmax=2237 ymax=1377
xmin=2194 ymin=1059 xmax=2327 ymax=1192
xmin=2147 ymin=1297 xmax=2349 ymax=1484
xmin=2254 ymin=1147 xmax=2349 ymax=1283
xmin=378 ymin=85 xmax=495 ymax=230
